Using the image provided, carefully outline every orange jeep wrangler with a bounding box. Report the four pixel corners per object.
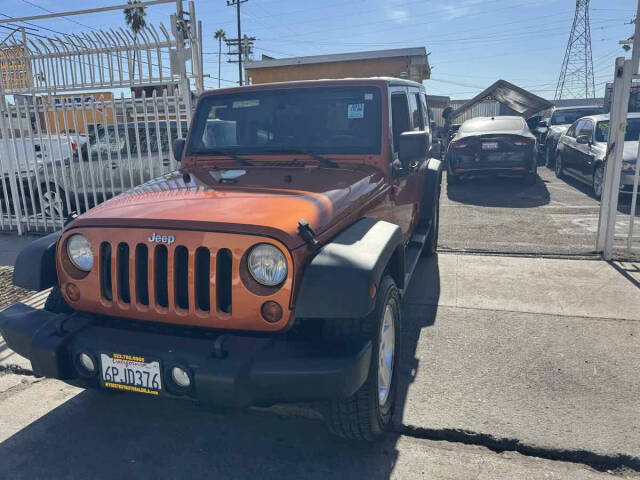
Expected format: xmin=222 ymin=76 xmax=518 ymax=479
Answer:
xmin=0 ymin=78 xmax=442 ymax=440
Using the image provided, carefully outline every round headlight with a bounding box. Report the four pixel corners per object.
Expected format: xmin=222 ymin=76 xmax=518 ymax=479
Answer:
xmin=67 ymin=234 xmax=93 ymax=272
xmin=248 ymin=243 xmax=287 ymax=286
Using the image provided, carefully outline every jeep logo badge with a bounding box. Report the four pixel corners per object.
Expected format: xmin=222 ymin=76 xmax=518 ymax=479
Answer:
xmin=148 ymin=232 xmax=175 ymax=245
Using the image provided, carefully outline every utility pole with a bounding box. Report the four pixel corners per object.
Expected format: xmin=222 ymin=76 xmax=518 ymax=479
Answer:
xmin=226 ymin=0 xmax=247 ymax=85
xmin=225 ymin=34 xmax=254 ymax=84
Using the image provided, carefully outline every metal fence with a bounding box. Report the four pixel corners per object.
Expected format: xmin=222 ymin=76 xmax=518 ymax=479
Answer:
xmin=0 ymin=3 xmax=202 ymax=234
xmin=0 ymin=92 xmax=189 ymax=233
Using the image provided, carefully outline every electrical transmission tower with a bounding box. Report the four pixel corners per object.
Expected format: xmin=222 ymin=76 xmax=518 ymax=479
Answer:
xmin=555 ymin=0 xmax=596 ymax=100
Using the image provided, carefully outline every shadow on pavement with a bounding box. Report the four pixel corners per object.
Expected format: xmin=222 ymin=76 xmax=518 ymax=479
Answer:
xmin=446 ymin=175 xmax=550 ymax=208
xmin=608 ymin=261 xmax=640 ymax=290
xmin=394 ymin=254 xmax=439 ymax=429
xmin=0 ymin=257 xmax=443 ymax=480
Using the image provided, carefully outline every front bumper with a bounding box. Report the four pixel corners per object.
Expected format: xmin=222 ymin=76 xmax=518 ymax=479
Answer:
xmin=0 ymin=303 xmax=371 ymax=406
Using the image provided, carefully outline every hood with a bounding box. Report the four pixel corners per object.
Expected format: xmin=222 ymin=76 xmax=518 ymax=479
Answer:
xmin=70 ymin=165 xmax=386 ymax=249
xmin=548 ymin=125 xmax=569 ymax=138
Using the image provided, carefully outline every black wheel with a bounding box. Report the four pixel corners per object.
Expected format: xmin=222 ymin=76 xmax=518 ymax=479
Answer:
xmin=555 ymin=153 xmax=564 ymax=178
xmin=322 ymin=275 xmax=401 ymax=440
xmin=592 ymin=163 xmax=604 ymax=201
xmin=39 ymin=183 xmax=68 ymax=220
xmin=44 ymin=286 xmax=73 ymax=314
xmin=423 ymin=185 xmax=440 ymax=257
xmin=447 ymin=172 xmax=460 ymax=185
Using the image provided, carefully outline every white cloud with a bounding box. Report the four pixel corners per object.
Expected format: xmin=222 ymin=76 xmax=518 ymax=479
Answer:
xmin=439 ymin=0 xmax=485 ymax=20
xmin=389 ymin=9 xmax=409 ymax=24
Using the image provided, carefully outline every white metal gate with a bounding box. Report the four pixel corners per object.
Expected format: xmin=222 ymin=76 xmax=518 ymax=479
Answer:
xmin=0 ymin=2 xmax=202 ymax=234
xmin=596 ymin=1 xmax=640 ymax=259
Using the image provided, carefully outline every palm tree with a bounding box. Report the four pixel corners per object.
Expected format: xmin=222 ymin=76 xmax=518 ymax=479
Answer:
xmin=214 ymin=29 xmax=226 ymax=88
xmin=124 ymin=0 xmax=147 ymax=83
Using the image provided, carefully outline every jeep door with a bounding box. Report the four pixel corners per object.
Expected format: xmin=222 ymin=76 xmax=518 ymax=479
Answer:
xmin=390 ymin=86 xmax=423 ymax=238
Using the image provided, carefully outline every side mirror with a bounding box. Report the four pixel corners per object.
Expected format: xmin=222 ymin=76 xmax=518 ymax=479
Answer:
xmin=398 ymin=131 xmax=428 ymax=168
xmin=172 ymin=138 xmax=185 ymax=162
xmin=538 ymin=120 xmax=549 ymax=128
xmin=576 ymin=135 xmax=590 ymax=145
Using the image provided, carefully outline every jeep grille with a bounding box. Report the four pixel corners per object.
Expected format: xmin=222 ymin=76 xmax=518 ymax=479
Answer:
xmin=99 ymin=241 xmax=233 ymax=314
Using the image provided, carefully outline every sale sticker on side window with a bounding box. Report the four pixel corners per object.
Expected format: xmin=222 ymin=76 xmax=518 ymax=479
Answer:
xmin=348 ymin=103 xmax=364 ymax=119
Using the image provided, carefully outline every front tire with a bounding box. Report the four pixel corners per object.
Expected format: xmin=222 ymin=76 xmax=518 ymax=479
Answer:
xmin=545 ymin=144 xmax=555 ymax=168
xmin=423 ymin=185 xmax=440 ymax=257
xmin=322 ymin=275 xmax=401 ymax=440
xmin=592 ymin=163 xmax=604 ymax=201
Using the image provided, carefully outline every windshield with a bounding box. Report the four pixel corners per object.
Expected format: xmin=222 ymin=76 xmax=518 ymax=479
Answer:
xmin=595 ymin=119 xmax=640 ymax=142
xmin=550 ymin=108 xmax=602 ymax=125
xmin=460 ymin=117 xmax=524 ymax=133
xmin=188 ymin=87 xmax=382 ymax=155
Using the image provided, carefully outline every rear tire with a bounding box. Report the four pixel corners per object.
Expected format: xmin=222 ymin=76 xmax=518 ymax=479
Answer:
xmin=555 ymin=153 xmax=564 ymax=178
xmin=322 ymin=275 xmax=401 ymax=440
xmin=44 ymin=286 xmax=73 ymax=314
xmin=40 ymin=183 xmax=68 ymax=220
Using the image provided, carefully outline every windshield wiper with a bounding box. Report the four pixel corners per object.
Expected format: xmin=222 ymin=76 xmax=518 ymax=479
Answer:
xmin=262 ymin=148 xmax=339 ymax=168
xmin=204 ymin=149 xmax=253 ymax=166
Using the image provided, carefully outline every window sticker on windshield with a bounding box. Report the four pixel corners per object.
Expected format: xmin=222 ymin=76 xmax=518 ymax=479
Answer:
xmin=232 ymin=99 xmax=260 ymax=108
xmin=348 ymin=103 xmax=364 ymax=119
xmin=364 ymin=93 xmax=373 ymax=101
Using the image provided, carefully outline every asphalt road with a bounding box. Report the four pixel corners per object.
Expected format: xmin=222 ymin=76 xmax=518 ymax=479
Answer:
xmin=440 ymin=166 xmax=640 ymax=257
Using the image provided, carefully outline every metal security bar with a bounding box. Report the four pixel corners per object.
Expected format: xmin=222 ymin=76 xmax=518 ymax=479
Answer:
xmin=0 ymin=91 xmax=189 ymax=232
xmin=0 ymin=3 xmax=203 ymax=234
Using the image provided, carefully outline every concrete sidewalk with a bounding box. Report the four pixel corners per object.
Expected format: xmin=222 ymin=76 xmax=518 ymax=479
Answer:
xmin=1 ymin=252 xmax=640 ymax=478
xmin=406 ymin=253 xmax=640 ymax=320
xmin=399 ymin=253 xmax=640 ymax=464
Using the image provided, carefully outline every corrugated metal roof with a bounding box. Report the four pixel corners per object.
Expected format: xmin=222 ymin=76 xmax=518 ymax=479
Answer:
xmin=449 ymin=80 xmax=554 ymax=121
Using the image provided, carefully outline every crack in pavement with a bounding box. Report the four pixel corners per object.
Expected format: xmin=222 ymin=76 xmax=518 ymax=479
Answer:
xmin=0 ymin=364 xmax=34 ymax=376
xmin=394 ymin=424 xmax=640 ymax=475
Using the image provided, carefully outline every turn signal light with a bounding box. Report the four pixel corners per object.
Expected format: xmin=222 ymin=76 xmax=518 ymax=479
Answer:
xmin=451 ymin=141 xmax=469 ymax=149
xmin=261 ymin=301 xmax=283 ymax=323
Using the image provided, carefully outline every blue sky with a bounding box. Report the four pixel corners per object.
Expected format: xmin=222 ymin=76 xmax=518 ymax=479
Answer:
xmin=5 ymin=0 xmax=638 ymax=99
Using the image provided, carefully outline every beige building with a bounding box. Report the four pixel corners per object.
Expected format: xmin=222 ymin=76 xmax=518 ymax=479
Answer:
xmin=245 ymin=47 xmax=430 ymax=85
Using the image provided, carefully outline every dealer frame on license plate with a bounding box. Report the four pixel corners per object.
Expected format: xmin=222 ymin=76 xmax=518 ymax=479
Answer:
xmin=482 ymin=142 xmax=499 ymax=150
xmin=100 ymin=353 xmax=162 ymax=395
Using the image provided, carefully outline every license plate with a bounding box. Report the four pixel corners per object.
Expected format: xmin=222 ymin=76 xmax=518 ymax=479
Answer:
xmin=100 ymin=353 xmax=162 ymax=395
xmin=482 ymin=142 xmax=499 ymax=150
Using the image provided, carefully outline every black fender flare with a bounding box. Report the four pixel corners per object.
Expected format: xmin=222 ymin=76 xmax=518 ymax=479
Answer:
xmin=13 ymin=231 xmax=61 ymax=291
xmin=294 ymin=218 xmax=404 ymax=319
xmin=419 ymin=158 xmax=443 ymax=225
